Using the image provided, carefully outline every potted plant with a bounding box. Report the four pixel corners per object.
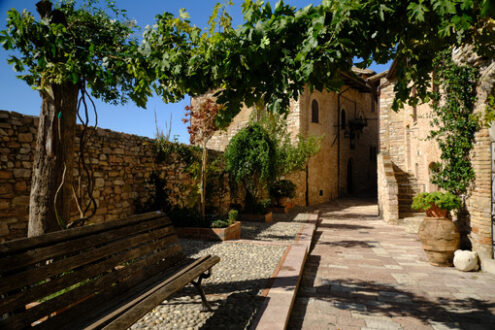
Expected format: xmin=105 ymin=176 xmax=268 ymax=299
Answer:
xmin=411 ymin=192 xmax=461 ymax=267
xmin=411 ymin=191 xmax=461 ymax=218
xmin=175 ymin=209 xmax=242 ymax=241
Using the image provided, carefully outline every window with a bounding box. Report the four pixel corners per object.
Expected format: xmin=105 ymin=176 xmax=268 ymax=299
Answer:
xmin=341 ymin=109 xmax=346 ymax=129
xmin=311 ymin=99 xmax=319 ymax=123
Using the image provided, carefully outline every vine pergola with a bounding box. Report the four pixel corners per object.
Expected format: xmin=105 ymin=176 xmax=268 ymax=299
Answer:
xmin=1 ymin=0 xmax=493 ymax=235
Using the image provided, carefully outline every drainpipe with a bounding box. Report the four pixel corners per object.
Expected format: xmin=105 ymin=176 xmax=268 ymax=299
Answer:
xmin=337 ymin=87 xmax=350 ymax=198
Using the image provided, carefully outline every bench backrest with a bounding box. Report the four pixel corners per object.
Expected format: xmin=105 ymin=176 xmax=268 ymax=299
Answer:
xmin=0 ymin=211 xmax=183 ymax=329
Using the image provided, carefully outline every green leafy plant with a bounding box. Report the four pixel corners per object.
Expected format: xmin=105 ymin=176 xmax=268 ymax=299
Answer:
xmin=270 ymin=180 xmax=296 ymax=199
xmin=411 ymin=192 xmax=461 ymax=212
xmin=484 ymin=95 xmax=495 ymax=126
xmin=228 ymin=209 xmax=238 ymax=222
xmin=211 ymin=219 xmax=230 ymax=228
xmin=225 ymin=124 xmax=276 ymax=211
xmin=428 ymin=50 xmax=480 ymax=196
xmin=256 ymin=111 xmax=321 ymax=178
xmin=210 ymin=209 xmax=238 ymax=228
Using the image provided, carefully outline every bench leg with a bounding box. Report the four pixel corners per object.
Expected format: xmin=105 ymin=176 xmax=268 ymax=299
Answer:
xmin=192 ymin=270 xmax=212 ymax=312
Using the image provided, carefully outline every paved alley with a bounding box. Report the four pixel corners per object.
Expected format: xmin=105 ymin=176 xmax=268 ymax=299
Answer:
xmin=287 ymin=198 xmax=495 ymax=330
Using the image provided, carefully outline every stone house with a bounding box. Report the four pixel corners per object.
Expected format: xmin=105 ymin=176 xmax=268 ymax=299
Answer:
xmin=194 ymin=68 xmax=380 ymax=207
xmin=377 ymin=59 xmax=495 ymax=269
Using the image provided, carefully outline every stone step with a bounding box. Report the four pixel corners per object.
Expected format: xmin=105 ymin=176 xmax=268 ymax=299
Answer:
xmin=397 ymin=183 xmax=419 ymax=187
xmin=397 ymin=188 xmax=421 ymax=194
xmin=395 ymin=176 xmax=418 ymax=181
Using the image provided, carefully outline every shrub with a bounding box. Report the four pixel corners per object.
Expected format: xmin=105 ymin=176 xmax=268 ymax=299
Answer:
xmin=225 ymin=124 xmax=276 ymax=207
xmin=270 ymin=180 xmax=296 ymax=199
xmin=411 ymin=192 xmax=461 ymax=211
xmin=228 ymin=209 xmax=238 ymax=222
xmin=211 ymin=219 xmax=230 ymax=228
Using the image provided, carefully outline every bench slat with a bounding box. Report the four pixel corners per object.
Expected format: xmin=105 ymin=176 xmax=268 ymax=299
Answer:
xmin=0 ymin=231 xmax=181 ymax=316
xmin=0 ymin=222 xmax=175 ymax=295
xmin=0 ymin=211 xmax=221 ymax=330
xmin=0 ymin=211 xmax=163 ymax=255
xmin=0 ymin=240 xmax=184 ymax=329
xmin=36 ymin=256 xmax=219 ymax=330
xmin=0 ymin=216 xmax=170 ymax=274
xmin=32 ymin=256 xmax=196 ymax=330
xmin=102 ymin=255 xmax=221 ymax=330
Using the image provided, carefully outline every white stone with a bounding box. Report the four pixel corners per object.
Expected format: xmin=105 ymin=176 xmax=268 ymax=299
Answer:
xmin=453 ymin=249 xmax=479 ymax=272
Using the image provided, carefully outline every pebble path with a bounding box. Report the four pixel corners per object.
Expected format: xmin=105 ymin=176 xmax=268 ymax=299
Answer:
xmin=130 ymin=220 xmax=304 ymax=329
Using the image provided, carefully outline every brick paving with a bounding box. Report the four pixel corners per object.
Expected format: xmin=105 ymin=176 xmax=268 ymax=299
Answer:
xmin=287 ymin=198 xmax=495 ymax=330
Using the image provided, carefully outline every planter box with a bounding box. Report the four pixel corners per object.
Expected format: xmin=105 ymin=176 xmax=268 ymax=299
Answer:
xmin=240 ymin=212 xmax=273 ymax=223
xmin=175 ymin=221 xmax=241 ymax=241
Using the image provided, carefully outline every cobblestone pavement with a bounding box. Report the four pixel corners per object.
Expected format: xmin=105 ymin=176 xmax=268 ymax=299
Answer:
xmin=288 ymin=198 xmax=495 ymax=330
xmin=130 ymin=220 xmax=304 ymax=329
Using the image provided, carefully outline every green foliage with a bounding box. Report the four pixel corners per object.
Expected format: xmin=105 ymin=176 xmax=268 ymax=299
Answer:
xmin=224 ymin=124 xmax=276 ymax=203
xmin=270 ymin=180 xmax=296 ymax=199
xmin=257 ymin=111 xmax=321 ymax=178
xmin=140 ymin=0 xmax=491 ymax=130
xmin=211 ymin=219 xmax=230 ymax=228
xmin=206 ymin=0 xmax=492 ymax=121
xmin=0 ymin=0 xmax=149 ymax=106
xmin=428 ymin=50 xmax=480 ymax=196
xmin=228 ymin=209 xmax=238 ymax=222
xmin=484 ymin=94 xmax=495 ymax=126
xmin=211 ymin=209 xmax=236 ymax=228
xmin=411 ymin=192 xmax=462 ymax=211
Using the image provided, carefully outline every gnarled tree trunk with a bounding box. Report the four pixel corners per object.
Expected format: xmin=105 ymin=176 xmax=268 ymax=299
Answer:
xmin=28 ymin=82 xmax=79 ymax=237
xmin=200 ymin=142 xmax=207 ymax=221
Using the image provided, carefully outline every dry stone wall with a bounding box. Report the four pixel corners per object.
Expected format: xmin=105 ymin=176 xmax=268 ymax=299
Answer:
xmin=0 ymin=110 xmax=230 ymax=243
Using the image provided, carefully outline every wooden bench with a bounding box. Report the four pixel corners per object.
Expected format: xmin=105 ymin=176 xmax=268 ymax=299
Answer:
xmin=0 ymin=211 xmax=220 ymax=329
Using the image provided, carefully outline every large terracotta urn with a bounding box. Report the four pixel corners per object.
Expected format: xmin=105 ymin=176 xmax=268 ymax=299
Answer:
xmin=418 ymin=217 xmax=460 ymax=266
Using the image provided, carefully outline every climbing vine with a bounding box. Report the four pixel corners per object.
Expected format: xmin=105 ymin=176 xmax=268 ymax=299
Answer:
xmin=429 ymin=49 xmax=480 ymax=196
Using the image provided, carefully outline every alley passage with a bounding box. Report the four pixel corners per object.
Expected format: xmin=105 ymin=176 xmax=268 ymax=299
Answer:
xmin=288 ymin=198 xmax=495 ymax=330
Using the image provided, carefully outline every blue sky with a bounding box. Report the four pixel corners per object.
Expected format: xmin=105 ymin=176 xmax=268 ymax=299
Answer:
xmin=0 ymin=0 xmax=391 ymax=143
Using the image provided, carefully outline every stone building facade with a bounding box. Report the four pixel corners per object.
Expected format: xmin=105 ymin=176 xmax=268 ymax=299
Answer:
xmin=377 ymin=60 xmax=495 ymax=267
xmin=0 ymin=110 xmax=230 ymax=242
xmin=196 ymin=69 xmax=379 ymax=206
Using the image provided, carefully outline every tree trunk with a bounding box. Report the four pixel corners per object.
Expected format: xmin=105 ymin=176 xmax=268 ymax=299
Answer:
xmin=200 ymin=143 xmax=207 ymax=221
xmin=28 ymin=83 xmax=79 ymax=237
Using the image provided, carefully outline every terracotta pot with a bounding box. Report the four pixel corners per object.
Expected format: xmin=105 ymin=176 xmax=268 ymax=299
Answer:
xmin=425 ymin=204 xmax=448 ymax=218
xmin=418 ymin=216 xmax=460 ymax=266
xmin=175 ymin=221 xmax=241 ymax=241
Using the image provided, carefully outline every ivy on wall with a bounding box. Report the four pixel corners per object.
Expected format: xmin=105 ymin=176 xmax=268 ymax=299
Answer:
xmin=429 ymin=49 xmax=480 ymax=196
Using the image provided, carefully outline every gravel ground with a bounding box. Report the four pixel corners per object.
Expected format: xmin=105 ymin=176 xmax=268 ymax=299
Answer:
xmin=130 ymin=239 xmax=288 ymax=330
xmin=241 ymin=221 xmax=304 ymax=241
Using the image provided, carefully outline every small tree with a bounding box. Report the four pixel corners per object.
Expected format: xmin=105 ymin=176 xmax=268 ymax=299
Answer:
xmin=184 ymin=97 xmax=222 ymax=220
xmin=225 ymin=124 xmax=277 ymax=212
xmin=0 ymin=0 xmax=149 ymax=236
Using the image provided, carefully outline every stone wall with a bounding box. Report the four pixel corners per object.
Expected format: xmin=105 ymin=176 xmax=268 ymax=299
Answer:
xmin=377 ymin=69 xmax=494 ymax=260
xmin=0 ymin=110 xmax=231 ymax=243
xmin=377 ymin=152 xmax=399 ymax=223
xmin=195 ymin=84 xmax=379 ymax=207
